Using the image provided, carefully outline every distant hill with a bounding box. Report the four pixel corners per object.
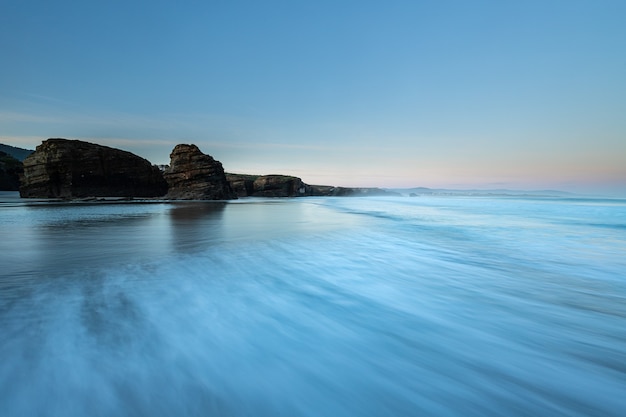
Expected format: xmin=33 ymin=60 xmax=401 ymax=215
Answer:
xmin=0 ymin=151 xmax=23 ymax=190
xmin=389 ymin=187 xmax=574 ymax=197
xmin=0 ymin=143 xmax=34 ymax=161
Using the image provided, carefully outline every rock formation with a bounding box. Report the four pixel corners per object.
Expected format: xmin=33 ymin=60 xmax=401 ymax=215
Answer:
xmin=225 ymin=173 xmax=398 ymax=197
xmin=0 ymin=151 xmax=23 ymax=191
xmin=19 ymin=138 xmax=168 ymax=198
xmin=308 ymin=185 xmax=400 ymax=197
xmin=164 ymin=144 xmax=237 ymax=200
xmin=226 ymin=174 xmax=311 ymax=197
xmin=225 ymin=173 xmax=257 ymax=197
xmin=14 ymin=138 xmax=399 ymax=200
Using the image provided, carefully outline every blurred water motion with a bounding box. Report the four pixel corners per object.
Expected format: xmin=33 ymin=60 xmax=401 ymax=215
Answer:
xmin=1 ymin=195 xmax=625 ymax=416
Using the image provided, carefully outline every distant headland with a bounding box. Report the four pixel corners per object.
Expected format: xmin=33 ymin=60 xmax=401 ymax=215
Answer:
xmin=2 ymin=138 xmax=397 ymax=199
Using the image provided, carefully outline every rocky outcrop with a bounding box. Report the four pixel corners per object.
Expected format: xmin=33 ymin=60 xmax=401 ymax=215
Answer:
xmin=226 ymin=174 xmax=310 ymax=197
xmin=19 ymin=138 xmax=168 ymax=198
xmin=164 ymin=144 xmax=237 ymax=200
xmin=225 ymin=174 xmax=256 ymax=197
xmin=0 ymin=151 xmax=23 ymax=191
xmin=308 ymin=185 xmax=400 ymax=197
xmin=252 ymin=175 xmax=310 ymax=197
xmin=226 ymin=173 xmax=399 ymax=197
xmin=14 ymin=139 xmax=399 ymax=200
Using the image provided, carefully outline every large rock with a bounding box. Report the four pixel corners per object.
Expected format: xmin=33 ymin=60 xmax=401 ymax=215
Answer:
xmin=225 ymin=173 xmax=257 ymax=197
xmin=164 ymin=144 xmax=237 ymax=200
xmin=19 ymin=138 xmax=168 ymax=198
xmin=252 ymin=175 xmax=310 ymax=197
xmin=226 ymin=174 xmax=311 ymax=197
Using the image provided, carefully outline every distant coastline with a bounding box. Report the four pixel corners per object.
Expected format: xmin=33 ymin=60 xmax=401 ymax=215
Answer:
xmin=389 ymin=187 xmax=576 ymax=198
xmin=2 ymin=140 xmax=618 ymax=199
xmin=3 ymin=139 xmax=399 ymax=199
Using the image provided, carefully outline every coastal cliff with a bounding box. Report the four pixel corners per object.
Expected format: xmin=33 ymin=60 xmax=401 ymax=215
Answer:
xmin=226 ymin=173 xmax=398 ymax=197
xmin=19 ymin=139 xmax=168 ymax=198
xmin=164 ymin=144 xmax=237 ymax=200
xmin=11 ymin=139 xmax=398 ymax=199
xmin=226 ymin=174 xmax=309 ymax=197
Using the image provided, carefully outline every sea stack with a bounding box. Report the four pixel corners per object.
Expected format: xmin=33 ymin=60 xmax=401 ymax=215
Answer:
xmin=164 ymin=144 xmax=237 ymax=200
xmin=19 ymin=138 xmax=168 ymax=198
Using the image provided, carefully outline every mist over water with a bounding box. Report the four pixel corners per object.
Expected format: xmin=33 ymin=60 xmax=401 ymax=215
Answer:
xmin=1 ymin=194 xmax=625 ymax=416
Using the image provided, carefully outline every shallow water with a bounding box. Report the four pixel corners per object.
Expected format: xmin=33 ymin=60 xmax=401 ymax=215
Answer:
xmin=1 ymin=193 xmax=625 ymax=416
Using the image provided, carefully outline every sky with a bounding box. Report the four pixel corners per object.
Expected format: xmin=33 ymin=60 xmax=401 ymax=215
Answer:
xmin=1 ymin=0 xmax=625 ymax=195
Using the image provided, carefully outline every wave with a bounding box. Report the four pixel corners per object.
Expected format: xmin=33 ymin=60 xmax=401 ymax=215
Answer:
xmin=1 ymin=196 xmax=625 ymax=416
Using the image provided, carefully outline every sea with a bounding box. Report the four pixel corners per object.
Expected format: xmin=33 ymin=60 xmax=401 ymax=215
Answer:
xmin=1 ymin=191 xmax=625 ymax=417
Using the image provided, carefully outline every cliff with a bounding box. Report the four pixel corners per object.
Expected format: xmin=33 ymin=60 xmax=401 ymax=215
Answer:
xmin=19 ymin=139 xmax=168 ymax=198
xmin=226 ymin=173 xmax=398 ymax=197
xmin=15 ymin=139 xmax=398 ymax=200
xmin=164 ymin=144 xmax=237 ymax=200
xmin=307 ymin=185 xmax=399 ymax=197
xmin=226 ymin=174 xmax=310 ymax=197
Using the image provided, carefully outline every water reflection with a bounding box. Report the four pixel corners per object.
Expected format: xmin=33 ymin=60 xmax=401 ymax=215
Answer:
xmin=167 ymin=203 xmax=226 ymax=252
xmin=1 ymin=196 xmax=625 ymax=416
xmin=25 ymin=203 xmax=170 ymax=275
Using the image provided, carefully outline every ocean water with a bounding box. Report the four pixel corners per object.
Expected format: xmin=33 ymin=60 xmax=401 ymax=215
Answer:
xmin=1 ymin=192 xmax=625 ymax=417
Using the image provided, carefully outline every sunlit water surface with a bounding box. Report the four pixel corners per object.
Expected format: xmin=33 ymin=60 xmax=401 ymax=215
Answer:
xmin=1 ymin=192 xmax=625 ymax=416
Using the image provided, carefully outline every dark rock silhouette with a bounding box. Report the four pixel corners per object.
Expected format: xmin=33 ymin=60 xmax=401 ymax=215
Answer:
xmin=226 ymin=174 xmax=310 ymax=197
xmin=164 ymin=144 xmax=237 ymax=200
xmin=19 ymin=138 xmax=168 ymax=198
xmin=14 ymin=138 xmax=398 ymax=199
xmin=226 ymin=173 xmax=398 ymax=197
xmin=0 ymin=144 xmax=33 ymax=161
xmin=0 ymin=151 xmax=23 ymax=191
xmin=310 ymin=185 xmax=399 ymax=196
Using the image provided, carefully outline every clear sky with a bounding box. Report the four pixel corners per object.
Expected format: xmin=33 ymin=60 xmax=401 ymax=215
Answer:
xmin=1 ymin=0 xmax=625 ymax=195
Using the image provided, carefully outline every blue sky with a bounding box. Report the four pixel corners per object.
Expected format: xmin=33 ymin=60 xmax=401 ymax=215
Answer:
xmin=1 ymin=0 xmax=625 ymax=194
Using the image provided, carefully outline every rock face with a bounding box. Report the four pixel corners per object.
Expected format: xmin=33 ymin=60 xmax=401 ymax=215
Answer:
xmin=0 ymin=151 xmax=23 ymax=191
xmin=252 ymin=175 xmax=309 ymax=197
xmin=226 ymin=174 xmax=310 ymax=197
xmin=164 ymin=144 xmax=237 ymax=200
xmin=226 ymin=173 xmax=256 ymax=197
xmin=15 ymin=138 xmax=400 ymax=200
xmin=19 ymin=139 xmax=168 ymax=198
xmin=226 ymin=173 xmax=399 ymax=198
xmin=308 ymin=185 xmax=400 ymax=197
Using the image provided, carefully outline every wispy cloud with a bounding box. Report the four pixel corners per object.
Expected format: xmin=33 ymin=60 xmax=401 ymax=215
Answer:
xmin=0 ymin=135 xmax=44 ymax=148
xmin=97 ymin=137 xmax=179 ymax=148
xmin=199 ymin=139 xmax=401 ymax=154
xmin=0 ymin=111 xmax=66 ymax=124
xmin=22 ymin=92 xmax=77 ymax=107
xmin=0 ymin=134 xmax=178 ymax=150
xmin=0 ymin=109 xmax=203 ymax=145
